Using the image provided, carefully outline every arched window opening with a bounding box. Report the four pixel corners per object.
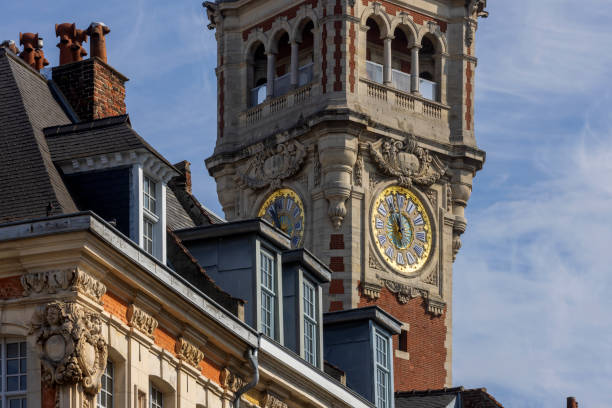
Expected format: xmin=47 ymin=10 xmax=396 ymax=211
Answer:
xmin=419 ymin=36 xmax=438 ymax=101
xmin=390 ymin=28 xmax=412 ymax=93
xmin=248 ymin=42 xmax=267 ymax=107
xmin=297 ymin=21 xmax=315 ymax=87
xmin=273 ymin=32 xmax=291 ymax=97
xmin=366 ymin=18 xmax=384 ymax=83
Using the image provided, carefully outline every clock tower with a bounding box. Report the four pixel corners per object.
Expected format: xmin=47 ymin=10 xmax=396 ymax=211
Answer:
xmin=204 ymin=0 xmax=488 ymax=390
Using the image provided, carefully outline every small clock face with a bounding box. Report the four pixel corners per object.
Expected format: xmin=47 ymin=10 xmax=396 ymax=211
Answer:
xmin=371 ymin=186 xmax=433 ymax=274
xmin=258 ymin=189 xmax=305 ymax=248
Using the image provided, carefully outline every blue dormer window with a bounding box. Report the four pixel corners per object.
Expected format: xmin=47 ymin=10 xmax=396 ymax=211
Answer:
xmin=374 ymin=331 xmax=391 ymax=408
xmin=260 ymin=250 xmax=276 ymax=337
xmin=303 ymin=279 xmax=317 ymax=365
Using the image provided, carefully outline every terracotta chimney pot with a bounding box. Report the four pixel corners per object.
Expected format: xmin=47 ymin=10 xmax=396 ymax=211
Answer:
xmin=71 ymin=29 xmax=88 ymax=62
xmin=87 ymin=22 xmax=110 ymax=63
xmin=19 ymin=32 xmax=38 ymax=67
xmin=55 ymin=23 xmax=77 ymax=65
xmin=567 ymin=397 xmax=578 ymax=408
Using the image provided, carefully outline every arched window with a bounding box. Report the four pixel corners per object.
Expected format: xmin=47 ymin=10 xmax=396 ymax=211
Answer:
xmin=273 ymin=32 xmax=291 ymax=97
xmin=419 ymin=36 xmax=438 ymax=101
xmin=365 ymin=18 xmax=384 ymax=84
xmin=297 ymin=21 xmax=314 ymax=87
xmin=0 ymin=339 xmax=27 ymax=408
xmin=248 ymin=42 xmax=267 ymax=107
xmin=390 ymin=27 xmax=412 ymax=93
xmin=97 ymin=360 xmax=113 ymax=408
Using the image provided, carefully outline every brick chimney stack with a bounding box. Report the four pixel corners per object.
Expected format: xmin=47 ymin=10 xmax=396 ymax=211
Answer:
xmin=51 ymin=22 xmax=128 ymax=122
xmin=567 ymin=397 xmax=578 ymax=408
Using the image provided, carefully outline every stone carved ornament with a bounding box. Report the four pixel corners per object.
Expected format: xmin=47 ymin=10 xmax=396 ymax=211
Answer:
xmin=220 ymin=367 xmax=245 ymax=392
xmin=366 ymin=135 xmax=447 ymax=188
xmin=21 ymin=268 xmax=106 ymax=302
xmin=238 ymin=139 xmax=306 ymax=190
xmin=127 ymin=304 xmax=158 ymax=338
xmin=378 ymin=276 xmax=445 ymax=316
xmin=175 ymin=337 xmax=205 ymax=367
xmin=31 ymin=301 xmax=107 ymax=396
xmin=263 ymin=392 xmax=288 ymax=408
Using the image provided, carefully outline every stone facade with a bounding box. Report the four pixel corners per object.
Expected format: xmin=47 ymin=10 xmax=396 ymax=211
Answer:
xmin=206 ymin=0 xmax=488 ymax=390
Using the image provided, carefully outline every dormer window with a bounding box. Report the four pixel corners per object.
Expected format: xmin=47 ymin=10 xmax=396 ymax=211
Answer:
xmin=303 ymin=279 xmax=318 ymax=365
xmin=260 ymin=249 xmax=276 ymax=337
xmin=142 ymin=176 xmax=159 ymax=256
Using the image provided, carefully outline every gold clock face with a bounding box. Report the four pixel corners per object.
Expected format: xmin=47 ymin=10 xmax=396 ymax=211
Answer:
xmin=370 ymin=186 xmax=433 ymax=274
xmin=258 ymin=189 xmax=305 ymax=248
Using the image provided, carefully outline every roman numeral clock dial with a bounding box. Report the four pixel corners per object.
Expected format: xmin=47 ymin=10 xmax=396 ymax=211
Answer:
xmin=370 ymin=186 xmax=433 ymax=274
xmin=258 ymin=188 xmax=305 ymax=248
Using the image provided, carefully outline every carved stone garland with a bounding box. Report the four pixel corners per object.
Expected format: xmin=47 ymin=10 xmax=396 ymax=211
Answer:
xmin=220 ymin=367 xmax=245 ymax=392
xmin=127 ymin=304 xmax=158 ymax=338
xmin=175 ymin=337 xmax=205 ymax=367
xmin=366 ymin=135 xmax=447 ymax=188
xmin=378 ymin=277 xmax=445 ymax=316
xmin=21 ymin=268 xmax=106 ymax=302
xmin=237 ymin=139 xmax=306 ymax=190
xmin=31 ymin=301 xmax=108 ymax=396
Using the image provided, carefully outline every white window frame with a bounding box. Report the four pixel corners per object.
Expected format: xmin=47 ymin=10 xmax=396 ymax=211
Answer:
xmin=1 ymin=339 xmax=27 ymax=408
xmin=97 ymin=360 xmax=113 ymax=408
xmin=373 ymin=329 xmax=392 ymax=408
xmin=260 ymin=249 xmax=276 ymax=338
xmin=150 ymin=385 xmax=163 ymax=408
xmin=131 ymin=165 xmax=166 ymax=263
xmin=302 ymin=279 xmax=318 ymax=366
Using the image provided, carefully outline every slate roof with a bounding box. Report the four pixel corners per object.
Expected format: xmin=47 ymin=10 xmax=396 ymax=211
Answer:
xmin=395 ymin=388 xmax=504 ymax=408
xmin=44 ymin=114 xmax=177 ymax=171
xmin=0 ymin=47 xmax=77 ymax=222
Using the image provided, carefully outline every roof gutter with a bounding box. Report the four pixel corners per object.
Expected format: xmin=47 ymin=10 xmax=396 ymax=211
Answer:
xmin=234 ymin=345 xmax=259 ymax=408
xmin=47 ymin=79 xmax=80 ymax=123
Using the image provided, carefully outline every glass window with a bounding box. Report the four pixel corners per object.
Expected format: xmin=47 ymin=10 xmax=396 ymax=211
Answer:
xmin=97 ymin=361 xmax=113 ymax=408
xmin=303 ymin=280 xmax=317 ymax=365
xmin=143 ymin=177 xmax=157 ymax=214
xmin=150 ymin=386 xmax=163 ymax=408
xmin=374 ymin=332 xmax=390 ymax=408
xmin=260 ymin=250 xmax=275 ymax=338
xmin=143 ymin=218 xmax=154 ymax=255
xmin=1 ymin=340 xmax=27 ymax=408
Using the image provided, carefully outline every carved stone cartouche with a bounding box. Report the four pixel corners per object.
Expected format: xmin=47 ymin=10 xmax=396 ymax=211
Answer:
xmin=21 ymin=268 xmax=106 ymax=302
xmin=31 ymin=301 xmax=107 ymax=396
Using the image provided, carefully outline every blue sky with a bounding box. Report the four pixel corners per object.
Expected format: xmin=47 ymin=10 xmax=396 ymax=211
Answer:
xmin=2 ymin=1 xmax=611 ymax=406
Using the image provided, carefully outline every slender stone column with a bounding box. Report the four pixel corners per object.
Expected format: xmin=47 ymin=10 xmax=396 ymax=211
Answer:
xmin=383 ymin=36 xmax=393 ymax=85
xmin=290 ymin=41 xmax=299 ymax=88
xmin=434 ymin=53 xmax=448 ymax=104
xmin=266 ymin=53 xmax=276 ymax=98
xmin=411 ymin=44 xmax=421 ymax=94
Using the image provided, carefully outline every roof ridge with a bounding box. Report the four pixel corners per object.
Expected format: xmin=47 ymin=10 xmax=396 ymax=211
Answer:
xmin=44 ymin=114 xmax=129 ymax=136
xmin=395 ymin=387 xmax=465 ymax=397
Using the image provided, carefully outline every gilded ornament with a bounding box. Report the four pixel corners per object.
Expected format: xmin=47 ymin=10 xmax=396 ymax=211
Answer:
xmin=258 ymin=188 xmax=305 ymax=248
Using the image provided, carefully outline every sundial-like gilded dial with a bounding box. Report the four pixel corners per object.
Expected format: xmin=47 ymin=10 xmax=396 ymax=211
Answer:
xmin=370 ymin=186 xmax=433 ymax=274
xmin=258 ymin=188 xmax=305 ymax=248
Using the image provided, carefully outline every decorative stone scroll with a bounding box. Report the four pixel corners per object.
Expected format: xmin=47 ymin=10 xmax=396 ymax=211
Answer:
xmin=127 ymin=304 xmax=158 ymax=338
xmin=21 ymin=268 xmax=106 ymax=302
xmin=262 ymin=392 xmax=288 ymax=408
xmin=237 ymin=139 xmax=306 ymax=190
xmin=175 ymin=337 xmax=205 ymax=367
xmin=378 ymin=277 xmax=445 ymax=316
xmin=220 ymin=367 xmax=245 ymax=392
xmin=31 ymin=301 xmax=108 ymax=396
xmin=366 ymin=135 xmax=447 ymax=188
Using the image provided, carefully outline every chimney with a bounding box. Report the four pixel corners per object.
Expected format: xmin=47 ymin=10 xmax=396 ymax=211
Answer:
xmin=18 ymin=32 xmax=49 ymax=71
xmin=87 ymin=22 xmax=110 ymax=63
xmin=567 ymin=397 xmax=578 ymax=408
xmin=51 ymin=22 xmax=128 ymax=122
xmin=172 ymin=161 xmax=193 ymax=194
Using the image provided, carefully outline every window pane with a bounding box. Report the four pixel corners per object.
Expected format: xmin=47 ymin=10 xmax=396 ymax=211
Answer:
xmin=7 ymin=376 xmax=18 ymax=391
xmin=19 ymin=342 xmax=26 ymax=357
xmin=6 ymin=343 xmax=18 ymax=358
xmin=20 ymin=375 xmax=26 ymax=390
xmin=7 ymin=359 xmax=18 ymax=374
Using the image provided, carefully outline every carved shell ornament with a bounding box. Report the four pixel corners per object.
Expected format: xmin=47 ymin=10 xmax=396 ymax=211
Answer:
xmin=30 ymin=301 xmax=108 ymax=396
xmin=367 ymin=135 xmax=447 ymax=188
xmin=238 ymin=140 xmax=306 ymax=190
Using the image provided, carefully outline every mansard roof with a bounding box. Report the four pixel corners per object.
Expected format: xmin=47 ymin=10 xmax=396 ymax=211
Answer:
xmin=395 ymin=387 xmax=504 ymax=408
xmin=0 ymin=47 xmax=77 ymax=222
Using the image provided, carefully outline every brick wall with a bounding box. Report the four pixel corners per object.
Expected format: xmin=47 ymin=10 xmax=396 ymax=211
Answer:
xmin=52 ymin=57 xmax=127 ymax=122
xmin=101 ymin=291 xmax=129 ymax=324
xmin=0 ymin=276 xmax=23 ymax=299
xmin=358 ymin=286 xmax=447 ymax=391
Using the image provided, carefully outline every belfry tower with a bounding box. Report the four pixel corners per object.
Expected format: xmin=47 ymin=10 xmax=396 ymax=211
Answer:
xmin=204 ymin=0 xmax=488 ymax=390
